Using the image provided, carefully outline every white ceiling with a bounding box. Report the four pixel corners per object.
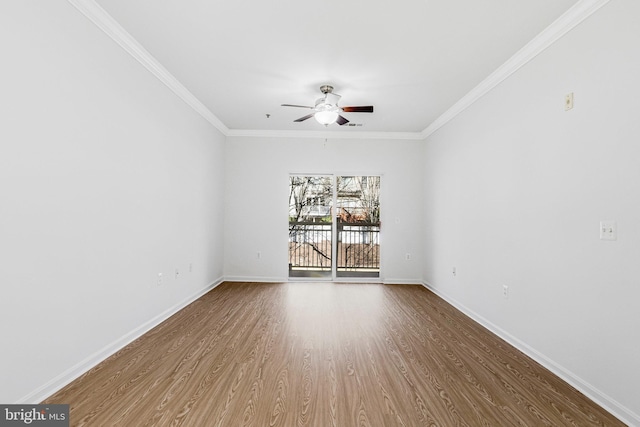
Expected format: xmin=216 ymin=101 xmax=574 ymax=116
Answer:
xmin=90 ymin=0 xmax=580 ymax=136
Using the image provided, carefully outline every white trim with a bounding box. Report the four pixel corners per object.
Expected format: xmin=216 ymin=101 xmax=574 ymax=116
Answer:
xmin=226 ymin=129 xmax=424 ymax=141
xmin=383 ymin=278 xmax=423 ymax=285
xmin=67 ymin=0 xmax=609 ymax=142
xmin=224 ymin=277 xmax=393 ymax=285
xmin=422 ymin=0 xmax=611 ymax=138
xmin=226 ymin=276 xmax=424 ymax=286
xmin=224 ymin=276 xmax=288 ymax=283
xmin=67 ymin=0 xmax=229 ymax=135
xmin=18 ymin=277 xmax=224 ymax=404
xmin=421 ymin=281 xmax=639 ymax=426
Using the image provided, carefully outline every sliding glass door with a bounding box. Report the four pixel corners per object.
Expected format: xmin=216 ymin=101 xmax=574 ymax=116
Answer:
xmin=288 ymin=175 xmax=380 ymax=279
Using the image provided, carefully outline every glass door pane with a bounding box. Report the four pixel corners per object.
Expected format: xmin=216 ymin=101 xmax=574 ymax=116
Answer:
xmin=336 ymin=176 xmax=381 ymax=278
xmin=288 ymin=176 xmax=333 ymax=278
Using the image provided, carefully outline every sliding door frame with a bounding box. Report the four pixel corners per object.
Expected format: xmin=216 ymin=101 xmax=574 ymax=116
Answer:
xmin=288 ymin=172 xmax=383 ymax=282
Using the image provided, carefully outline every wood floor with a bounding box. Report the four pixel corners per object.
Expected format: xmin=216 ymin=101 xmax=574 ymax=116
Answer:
xmin=45 ymin=282 xmax=624 ymax=426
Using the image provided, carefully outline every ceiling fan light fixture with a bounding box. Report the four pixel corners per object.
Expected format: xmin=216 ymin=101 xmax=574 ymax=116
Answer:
xmin=282 ymin=85 xmax=373 ymax=126
xmin=315 ymin=109 xmax=339 ymax=125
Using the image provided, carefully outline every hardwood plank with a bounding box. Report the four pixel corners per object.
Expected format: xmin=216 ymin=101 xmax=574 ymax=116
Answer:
xmin=44 ymin=282 xmax=625 ymax=426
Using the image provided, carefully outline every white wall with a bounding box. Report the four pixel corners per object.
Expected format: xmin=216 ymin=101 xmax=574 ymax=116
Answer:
xmin=224 ymin=136 xmax=423 ymax=283
xmin=422 ymin=0 xmax=640 ymax=423
xmin=0 ymin=2 xmax=225 ymax=403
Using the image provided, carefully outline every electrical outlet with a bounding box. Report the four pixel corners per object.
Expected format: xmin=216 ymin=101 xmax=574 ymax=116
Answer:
xmin=600 ymin=220 xmax=617 ymax=240
xmin=565 ymin=92 xmax=574 ymax=111
xmin=175 ymin=268 xmax=179 ymax=280
xmin=503 ymin=285 xmax=509 ymax=299
xmin=157 ymin=273 xmax=163 ymax=287
xmin=405 ymin=253 xmax=411 ymax=261
xmin=452 ymin=267 xmax=457 ymax=277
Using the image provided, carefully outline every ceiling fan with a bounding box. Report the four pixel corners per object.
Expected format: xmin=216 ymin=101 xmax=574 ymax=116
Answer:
xmin=281 ymin=85 xmax=374 ymax=126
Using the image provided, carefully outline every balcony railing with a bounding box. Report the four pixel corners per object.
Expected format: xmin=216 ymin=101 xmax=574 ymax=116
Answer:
xmin=288 ymin=222 xmax=332 ymax=273
xmin=337 ymin=223 xmax=380 ymax=275
xmin=289 ymin=222 xmax=380 ymax=277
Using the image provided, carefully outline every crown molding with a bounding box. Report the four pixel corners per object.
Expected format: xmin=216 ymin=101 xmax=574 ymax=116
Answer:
xmin=68 ymin=0 xmax=609 ymax=142
xmin=67 ymin=0 xmax=229 ymax=135
xmin=421 ymin=0 xmax=610 ymax=139
xmin=226 ymin=129 xmax=425 ymax=140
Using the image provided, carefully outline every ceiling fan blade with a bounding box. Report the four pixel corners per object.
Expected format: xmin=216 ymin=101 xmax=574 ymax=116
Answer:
xmin=336 ymin=115 xmax=349 ymax=126
xmin=281 ymin=104 xmax=314 ymax=109
xmin=294 ymin=113 xmax=315 ymax=122
xmin=341 ymin=106 xmax=374 ymax=113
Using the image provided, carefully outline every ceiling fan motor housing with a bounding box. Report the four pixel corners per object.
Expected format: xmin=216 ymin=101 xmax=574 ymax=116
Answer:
xmin=319 ymin=85 xmax=334 ymax=94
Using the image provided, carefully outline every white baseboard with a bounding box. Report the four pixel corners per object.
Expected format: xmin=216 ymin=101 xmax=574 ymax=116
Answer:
xmin=383 ymin=278 xmax=423 ymax=285
xmin=224 ymin=276 xmax=424 ymax=285
xmin=18 ymin=277 xmax=224 ymax=404
xmin=421 ymin=281 xmax=639 ymax=427
xmin=27 ymin=275 xmax=634 ymax=424
xmin=224 ymin=275 xmax=286 ymax=283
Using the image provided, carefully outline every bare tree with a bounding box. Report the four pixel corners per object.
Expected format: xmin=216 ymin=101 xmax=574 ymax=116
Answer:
xmin=289 ymin=176 xmax=332 ymax=267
